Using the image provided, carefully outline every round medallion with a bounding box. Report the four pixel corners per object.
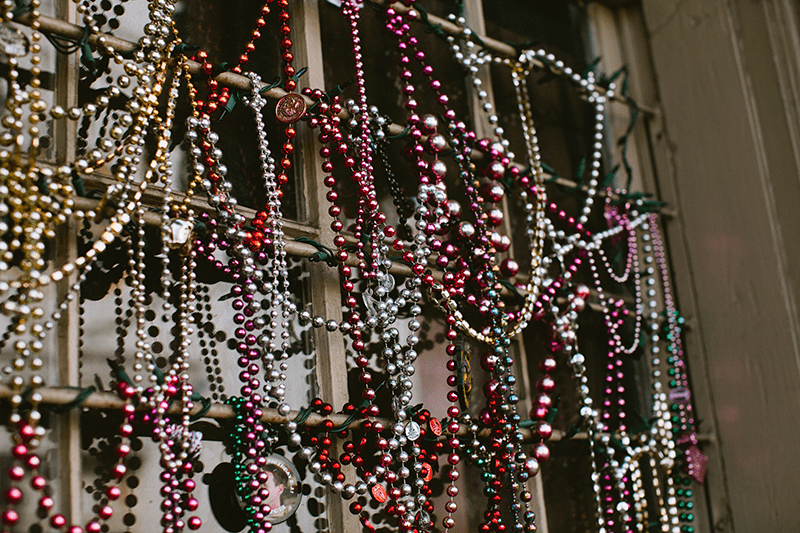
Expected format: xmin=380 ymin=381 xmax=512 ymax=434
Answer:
xmin=0 ymin=24 xmax=29 ymax=57
xmin=206 ymin=455 xmax=302 ymax=529
xmin=262 ymin=455 xmax=303 ymax=523
xmin=163 ymin=218 xmax=194 ymax=250
xmin=371 ymin=484 xmax=387 ymax=503
xmin=404 ymin=421 xmax=421 ymax=441
xmin=275 ymin=93 xmax=307 ymax=123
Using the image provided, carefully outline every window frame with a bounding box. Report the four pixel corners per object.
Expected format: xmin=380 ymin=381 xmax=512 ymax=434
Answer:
xmin=32 ymin=0 xmax=718 ymax=531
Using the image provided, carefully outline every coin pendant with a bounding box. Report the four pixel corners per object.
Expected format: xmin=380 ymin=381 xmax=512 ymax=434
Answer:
xmin=275 ymin=93 xmax=307 ymax=123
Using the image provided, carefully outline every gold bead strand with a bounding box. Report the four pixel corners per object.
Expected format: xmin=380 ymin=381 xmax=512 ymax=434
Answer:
xmin=505 ymin=62 xmax=547 ymax=339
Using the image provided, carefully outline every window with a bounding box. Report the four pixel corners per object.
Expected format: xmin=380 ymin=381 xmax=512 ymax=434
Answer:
xmin=0 ymin=1 xmax=712 ymax=533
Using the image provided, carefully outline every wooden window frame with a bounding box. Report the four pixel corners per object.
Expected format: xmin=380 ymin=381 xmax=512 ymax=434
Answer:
xmin=37 ymin=1 xmax=724 ymax=531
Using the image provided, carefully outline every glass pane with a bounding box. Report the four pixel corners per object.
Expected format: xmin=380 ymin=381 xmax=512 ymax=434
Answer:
xmin=74 ymin=1 xmax=302 ymax=219
xmin=318 ymin=0 xmax=473 ymax=237
xmin=78 ymin=233 xmax=320 ymax=532
xmin=0 ymin=3 xmax=59 ymax=162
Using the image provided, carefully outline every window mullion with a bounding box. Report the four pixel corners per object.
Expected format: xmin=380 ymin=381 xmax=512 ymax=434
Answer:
xmin=54 ymin=0 xmax=82 ymax=526
xmin=54 ymin=0 xmax=79 ymax=165
xmin=291 ymin=2 xmax=361 ymax=532
xmin=588 ymin=3 xmax=648 ymax=192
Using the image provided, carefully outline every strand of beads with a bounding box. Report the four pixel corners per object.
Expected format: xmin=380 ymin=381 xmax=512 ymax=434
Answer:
xmin=318 ymin=5 xmax=445 ymax=529
xmin=242 ymin=71 xmax=296 ymax=429
xmin=605 ymin=205 xmax=645 ymax=356
xmin=0 ymin=0 xmax=54 ymax=280
xmin=156 ymin=56 xmax=188 ymax=308
xmin=6 ymin=9 xmax=183 ymax=294
xmin=307 ymin=399 xmax=349 ymax=502
xmin=197 ymin=203 xmax=282 ymax=533
xmin=382 ymin=10 xmax=464 ymax=532
xmin=586 ymin=209 xmax=671 ymax=533
xmin=499 ymin=82 xmax=650 ymax=531
xmin=304 ymin=80 xmax=394 ymax=527
xmin=302 ymin=97 xmax=375 ymax=406
xmin=554 ymin=283 xmax=621 ymax=533
xmin=384 ymin=6 xmax=486 ymax=341
xmin=190 ymin=3 xmax=276 ymax=116
xmin=648 ymin=215 xmax=698 ymax=532
xmin=499 ymin=60 xmax=548 ymax=338
xmin=2 ymin=0 xmax=183 ymax=527
xmin=94 ymin=7 xmax=190 ymax=532
xmin=300 ymin=91 xmax=390 ymax=516
xmin=298 ymin=89 xmax=372 ymax=412
xmin=596 ymin=213 xmax=637 ymax=284
xmin=387 ymin=5 xmax=539 ymax=531
xmin=445 ymin=19 xmax=512 ymax=155
xmin=138 ymin=47 xmax=203 ymax=533
xmin=341 ymin=0 xmax=382 ymax=283
xmin=445 ymin=16 xmax=527 ymax=296
xmin=240 ymin=72 xmax=306 ymax=528
xmin=181 ymin=60 xmax=284 ymax=531
xmin=272 ymin=0 xmax=301 ymax=194
xmin=586 ymin=241 xmax=631 ymax=532
xmin=389 ymin=117 xmax=446 ymax=531
xmin=338 ymin=7 xmax=430 ymax=518
xmin=0 ymin=2 xmax=60 ymax=473
xmin=198 ymin=164 xmax=275 ymax=533
xmin=163 ymin=175 xmax=204 ymax=533
xmin=514 ymin=49 xmax=605 ymax=227
xmin=230 ymin=2 xmax=272 ymax=75
xmin=389 ymin=5 xmax=528 ymax=531
xmin=372 ymin=129 xmax=415 ymax=237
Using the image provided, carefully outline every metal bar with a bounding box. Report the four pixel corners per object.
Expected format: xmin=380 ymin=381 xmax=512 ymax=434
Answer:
xmin=3 ymin=383 xmax=534 ymax=439
xmin=17 ymin=7 xmax=645 ymax=110
xmin=72 ymin=193 xmax=645 ymax=310
xmin=1 ymin=384 xmax=715 ymax=444
xmin=13 ymin=12 xmax=673 ymax=209
xmin=15 ymin=8 xmax=657 ymax=140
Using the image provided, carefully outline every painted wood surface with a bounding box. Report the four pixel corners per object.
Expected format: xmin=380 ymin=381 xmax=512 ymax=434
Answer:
xmin=641 ymin=1 xmax=800 ymax=531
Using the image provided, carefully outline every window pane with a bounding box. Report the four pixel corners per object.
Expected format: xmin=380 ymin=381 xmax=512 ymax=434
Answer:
xmin=78 ymin=237 xmax=319 ymax=531
xmin=75 ymin=2 xmax=303 ymax=219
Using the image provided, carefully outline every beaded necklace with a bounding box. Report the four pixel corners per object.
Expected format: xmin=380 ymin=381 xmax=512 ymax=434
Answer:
xmin=0 ymin=3 xmax=705 ymax=533
xmin=0 ymin=2 xmax=217 ymax=533
xmin=443 ymin=17 xmax=702 ymax=533
xmin=382 ymin=6 xmax=542 ymax=531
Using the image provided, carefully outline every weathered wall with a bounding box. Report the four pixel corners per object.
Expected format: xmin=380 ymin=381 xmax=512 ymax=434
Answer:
xmin=641 ymin=1 xmax=800 ymax=531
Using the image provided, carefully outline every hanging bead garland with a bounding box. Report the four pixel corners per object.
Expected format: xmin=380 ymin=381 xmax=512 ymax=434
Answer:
xmin=0 ymin=1 xmax=704 ymax=533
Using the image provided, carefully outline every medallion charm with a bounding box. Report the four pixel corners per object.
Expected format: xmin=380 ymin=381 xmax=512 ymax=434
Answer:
xmin=0 ymin=24 xmax=28 ymax=57
xmin=275 ymin=93 xmax=306 ymax=123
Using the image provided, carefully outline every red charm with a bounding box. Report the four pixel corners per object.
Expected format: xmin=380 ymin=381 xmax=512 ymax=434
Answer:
xmin=420 ymin=463 xmax=433 ymax=483
xmin=429 ymin=418 xmax=443 ymax=437
xmin=371 ymin=484 xmax=388 ymax=503
xmin=686 ymin=444 xmax=708 ymax=484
